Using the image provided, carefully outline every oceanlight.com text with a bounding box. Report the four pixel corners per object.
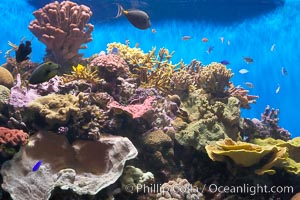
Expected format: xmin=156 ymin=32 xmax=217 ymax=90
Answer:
xmin=208 ymin=184 xmax=294 ymax=196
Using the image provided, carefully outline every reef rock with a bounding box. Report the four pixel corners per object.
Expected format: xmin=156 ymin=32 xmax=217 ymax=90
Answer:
xmin=1 ymin=132 xmax=138 ymax=200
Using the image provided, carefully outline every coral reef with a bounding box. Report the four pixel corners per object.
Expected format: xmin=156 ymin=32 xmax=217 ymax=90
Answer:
xmin=28 ymin=0 xmax=94 ymax=66
xmin=0 ymin=66 xmax=14 ymax=88
xmin=0 ymin=85 xmax=10 ymax=106
xmin=1 ymin=131 xmax=137 ymax=200
xmin=156 ymin=178 xmax=203 ymax=200
xmin=0 ymin=127 xmax=29 ymax=146
xmin=228 ymin=83 xmax=259 ymax=109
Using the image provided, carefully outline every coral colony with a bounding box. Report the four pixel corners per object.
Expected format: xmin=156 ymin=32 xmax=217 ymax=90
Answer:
xmin=0 ymin=1 xmax=298 ymax=200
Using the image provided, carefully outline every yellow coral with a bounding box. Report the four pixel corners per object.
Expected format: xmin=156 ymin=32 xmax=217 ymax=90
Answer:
xmin=62 ymin=64 xmax=100 ymax=84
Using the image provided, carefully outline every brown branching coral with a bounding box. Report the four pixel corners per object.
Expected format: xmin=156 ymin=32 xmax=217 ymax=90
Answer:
xmin=228 ymin=83 xmax=259 ymax=109
xmin=28 ymin=1 xmax=94 ymax=66
xmin=196 ymin=62 xmax=233 ymax=97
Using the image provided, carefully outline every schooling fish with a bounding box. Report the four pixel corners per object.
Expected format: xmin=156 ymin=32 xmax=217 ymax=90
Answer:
xmin=32 ymin=160 xmax=42 ymax=172
xmin=116 ymin=4 xmax=151 ymax=30
xmin=275 ymin=84 xmax=280 ymax=94
xmin=239 ymin=69 xmax=249 ymax=74
xmin=270 ymin=44 xmax=276 ymax=52
xmin=244 ymin=82 xmax=254 ymax=88
xmin=182 ymin=36 xmax=192 ymax=40
xmin=206 ymin=46 xmax=214 ymax=54
xmin=28 ymin=62 xmax=59 ymax=84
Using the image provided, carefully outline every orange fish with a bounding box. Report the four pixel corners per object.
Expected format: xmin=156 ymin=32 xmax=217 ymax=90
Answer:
xmin=135 ymin=43 xmax=140 ymax=48
xmin=202 ymin=38 xmax=208 ymax=42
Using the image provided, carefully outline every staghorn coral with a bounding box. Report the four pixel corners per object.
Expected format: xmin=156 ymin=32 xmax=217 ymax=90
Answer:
xmin=62 ymin=63 xmax=100 ymax=84
xmin=28 ymin=1 xmax=94 ymax=66
xmin=228 ymin=83 xmax=259 ymax=109
xmin=0 ymin=66 xmax=14 ymax=88
xmin=156 ymin=178 xmax=203 ymax=200
xmin=0 ymin=127 xmax=29 ymax=146
xmin=1 ymin=131 xmax=138 ymax=200
xmin=196 ymin=62 xmax=233 ymax=97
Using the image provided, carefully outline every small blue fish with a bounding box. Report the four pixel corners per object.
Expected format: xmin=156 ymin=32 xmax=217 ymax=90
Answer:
xmin=220 ymin=60 xmax=230 ymax=65
xmin=206 ymin=46 xmax=214 ymax=54
xmin=111 ymin=47 xmax=119 ymax=55
xmin=32 ymin=160 xmax=42 ymax=172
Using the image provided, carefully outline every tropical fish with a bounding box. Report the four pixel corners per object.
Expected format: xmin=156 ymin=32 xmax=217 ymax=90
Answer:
xmin=32 ymin=160 xmax=42 ymax=172
xmin=111 ymin=47 xmax=119 ymax=54
xmin=281 ymin=67 xmax=288 ymax=76
xmin=239 ymin=69 xmax=249 ymax=74
xmin=125 ymin=39 xmax=130 ymax=46
xmin=227 ymin=40 xmax=231 ymax=46
xmin=16 ymin=40 xmax=32 ymax=63
xmin=276 ymin=84 xmax=280 ymax=94
xmin=243 ymin=82 xmax=254 ymax=88
xmin=151 ymin=29 xmax=156 ymax=33
xmin=220 ymin=60 xmax=230 ymax=65
xmin=206 ymin=46 xmax=214 ymax=54
xmin=28 ymin=62 xmax=59 ymax=84
xmin=220 ymin=37 xmax=224 ymax=44
xmin=243 ymin=57 xmax=253 ymax=64
xmin=182 ymin=36 xmax=192 ymax=40
xmin=202 ymin=38 xmax=208 ymax=42
xmin=135 ymin=43 xmax=140 ymax=48
xmin=270 ymin=44 xmax=276 ymax=52
xmin=116 ymin=4 xmax=151 ymax=30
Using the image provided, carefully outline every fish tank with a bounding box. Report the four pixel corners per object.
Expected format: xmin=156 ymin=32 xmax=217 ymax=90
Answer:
xmin=0 ymin=0 xmax=299 ymax=199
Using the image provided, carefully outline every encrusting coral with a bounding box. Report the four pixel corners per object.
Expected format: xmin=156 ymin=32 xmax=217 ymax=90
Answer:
xmin=0 ymin=85 xmax=10 ymax=106
xmin=0 ymin=127 xmax=29 ymax=146
xmin=28 ymin=0 xmax=94 ymax=66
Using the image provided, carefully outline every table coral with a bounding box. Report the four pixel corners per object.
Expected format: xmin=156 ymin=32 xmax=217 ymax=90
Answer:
xmin=1 ymin=131 xmax=138 ymax=200
xmin=0 ymin=127 xmax=29 ymax=146
xmin=156 ymin=178 xmax=203 ymax=200
xmin=28 ymin=1 xmax=94 ymax=66
xmin=0 ymin=66 xmax=14 ymax=88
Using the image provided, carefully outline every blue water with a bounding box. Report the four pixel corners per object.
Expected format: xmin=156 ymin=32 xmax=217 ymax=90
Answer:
xmin=0 ymin=0 xmax=298 ymax=137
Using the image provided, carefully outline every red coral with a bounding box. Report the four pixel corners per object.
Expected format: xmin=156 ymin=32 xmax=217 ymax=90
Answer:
xmin=108 ymin=96 xmax=156 ymax=119
xmin=0 ymin=127 xmax=29 ymax=146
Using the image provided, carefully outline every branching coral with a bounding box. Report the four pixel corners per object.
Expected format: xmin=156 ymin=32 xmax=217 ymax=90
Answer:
xmin=196 ymin=62 xmax=233 ymax=97
xmin=62 ymin=63 xmax=100 ymax=84
xmin=28 ymin=1 xmax=94 ymax=66
xmin=228 ymin=83 xmax=259 ymax=109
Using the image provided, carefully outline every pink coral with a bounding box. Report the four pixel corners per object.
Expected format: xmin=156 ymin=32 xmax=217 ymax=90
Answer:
xmin=90 ymin=54 xmax=129 ymax=78
xmin=228 ymin=83 xmax=259 ymax=109
xmin=108 ymin=96 xmax=156 ymax=119
xmin=0 ymin=127 xmax=29 ymax=146
xmin=28 ymin=1 xmax=94 ymax=65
